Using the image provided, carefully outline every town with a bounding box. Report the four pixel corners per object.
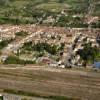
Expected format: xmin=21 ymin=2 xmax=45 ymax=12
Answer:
xmin=0 ymin=25 xmax=99 ymax=68
xmin=0 ymin=0 xmax=100 ymax=100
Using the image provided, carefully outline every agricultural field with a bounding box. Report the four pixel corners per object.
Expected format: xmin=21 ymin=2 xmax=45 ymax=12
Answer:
xmin=0 ymin=65 xmax=100 ymax=100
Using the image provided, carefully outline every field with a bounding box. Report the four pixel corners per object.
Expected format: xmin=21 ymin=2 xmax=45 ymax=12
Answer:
xmin=0 ymin=0 xmax=98 ymax=14
xmin=0 ymin=65 xmax=100 ymax=100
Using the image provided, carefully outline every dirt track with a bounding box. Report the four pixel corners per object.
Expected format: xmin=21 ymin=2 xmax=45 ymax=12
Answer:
xmin=0 ymin=65 xmax=100 ymax=100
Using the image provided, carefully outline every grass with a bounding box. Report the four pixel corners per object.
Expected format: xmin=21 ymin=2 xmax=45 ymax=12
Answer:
xmin=0 ymin=0 xmax=98 ymax=15
xmin=3 ymin=89 xmax=79 ymax=100
xmin=15 ymin=31 xmax=28 ymax=37
xmin=0 ymin=39 xmax=13 ymax=50
xmin=93 ymin=3 xmax=100 ymax=16
xmin=11 ymin=0 xmax=30 ymax=8
xmin=4 ymin=56 xmax=35 ymax=64
xmin=36 ymin=2 xmax=70 ymax=13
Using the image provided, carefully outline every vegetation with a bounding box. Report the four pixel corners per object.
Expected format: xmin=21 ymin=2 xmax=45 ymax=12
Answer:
xmin=77 ymin=43 xmax=100 ymax=65
xmin=54 ymin=15 xmax=88 ymax=27
xmin=91 ymin=21 xmax=100 ymax=28
xmin=4 ymin=56 xmax=35 ymax=64
xmin=4 ymin=89 xmax=78 ymax=100
xmin=33 ymin=42 xmax=59 ymax=55
xmin=0 ymin=0 xmax=99 ymax=27
xmin=0 ymin=39 xmax=13 ymax=50
xmin=21 ymin=42 xmax=64 ymax=55
xmin=15 ymin=31 xmax=28 ymax=37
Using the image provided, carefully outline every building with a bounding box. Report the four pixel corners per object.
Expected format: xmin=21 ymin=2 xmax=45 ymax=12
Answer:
xmin=93 ymin=62 xmax=100 ymax=69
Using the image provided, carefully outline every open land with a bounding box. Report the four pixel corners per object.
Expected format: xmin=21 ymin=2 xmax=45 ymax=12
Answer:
xmin=0 ymin=65 xmax=100 ymax=100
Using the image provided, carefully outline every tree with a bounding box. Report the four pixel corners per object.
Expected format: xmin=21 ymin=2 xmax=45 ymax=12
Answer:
xmin=58 ymin=0 xmax=64 ymax=3
xmin=77 ymin=43 xmax=100 ymax=64
xmin=0 ymin=0 xmax=9 ymax=6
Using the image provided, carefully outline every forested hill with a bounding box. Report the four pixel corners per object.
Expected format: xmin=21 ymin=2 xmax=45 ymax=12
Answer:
xmin=0 ymin=0 xmax=100 ymax=27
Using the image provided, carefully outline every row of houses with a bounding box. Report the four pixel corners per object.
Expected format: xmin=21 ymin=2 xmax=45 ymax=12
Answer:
xmin=67 ymin=32 xmax=100 ymax=68
xmin=0 ymin=25 xmax=99 ymax=68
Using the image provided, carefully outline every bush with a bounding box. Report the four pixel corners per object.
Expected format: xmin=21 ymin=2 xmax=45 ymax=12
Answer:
xmin=33 ymin=42 xmax=58 ymax=55
xmin=0 ymin=39 xmax=13 ymax=50
xmin=4 ymin=89 xmax=76 ymax=100
xmin=77 ymin=43 xmax=100 ymax=64
xmin=15 ymin=31 xmax=28 ymax=37
xmin=4 ymin=56 xmax=35 ymax=64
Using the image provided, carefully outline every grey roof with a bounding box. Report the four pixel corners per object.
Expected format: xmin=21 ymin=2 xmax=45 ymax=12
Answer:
xmin=94 ymin=62 xmax=100 ymax=68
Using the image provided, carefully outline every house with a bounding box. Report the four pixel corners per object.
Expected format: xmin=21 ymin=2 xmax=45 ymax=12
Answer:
xmin=59 ymin=65 xmax=65 ymax=68
xmin=93 ymin=62 xmax=100 ymax=69
xmin=49 ymin=61 xmax=58 ymax=67
xmin=0 ymin=55 xmax=8 ymax=62
xmin=42 ymin=59 xmax=51 ymax=64
xmin=37 ymin=57 xmax=52 ymax=65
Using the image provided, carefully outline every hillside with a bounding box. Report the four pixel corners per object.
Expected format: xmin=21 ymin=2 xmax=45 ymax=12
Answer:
xmin=0 ymin=0 xmax=100 ymax=27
